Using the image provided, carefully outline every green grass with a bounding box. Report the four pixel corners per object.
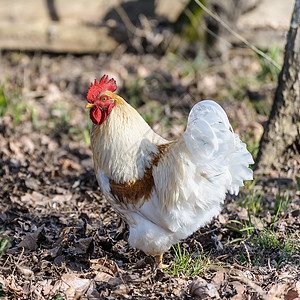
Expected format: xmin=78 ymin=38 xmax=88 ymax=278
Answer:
xmin=255 ymin=229 xmax=299 ymax=265
xmin=257 ymin=46 xmax=282 ymax=82
xmin=125 ymin=77 xmax=149 ymax=109
xmin=166 ymin=50 xmax=206 ymax=80
xmin=239 ymin=190 xmax=264 ymax=216
xmin=0 ymin=80 xmax=91 ymax=145
xmin=0 ymin=231 xmax=9 ymax=258
xmin=0 ymin=83 xmax=8 ymax=116
xmin=48 ymin=294 xmax=65 ymax=300
xmin=0 ymin=283 xmax=7 ymax=297
xmin=271 ymin=192 xmax=290 ymax=224
xmin=0 ymin=82 xmax=37 ymax=128
xmin=226 ymin=180 xmax=299 ymax=267
xmin=48 ymin=101 xmax=70 ymax=130
xmin=227 ymin=221 xmax=299 ymax=267
xmin=174 ymin=0 xmax=205 ymax=43
xmin=167 ymin=243 xmax=212 ymax=277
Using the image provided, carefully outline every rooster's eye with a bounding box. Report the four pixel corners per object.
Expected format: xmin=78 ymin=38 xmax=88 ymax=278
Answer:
xmin=102 ymin=97 xmax=107 ymax=102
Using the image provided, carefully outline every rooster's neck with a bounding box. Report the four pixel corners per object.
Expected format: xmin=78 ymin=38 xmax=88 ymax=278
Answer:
xmin=90 ymin=96 xmax=167 ymax=184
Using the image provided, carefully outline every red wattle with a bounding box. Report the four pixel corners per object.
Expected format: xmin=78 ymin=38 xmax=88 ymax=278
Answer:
xmin=90 ymin=106 xmax=102 ymax=125
xmin=100 ymin=110 xmax=107 ymax=124
xmin=90 ymin=106 xmax=112 ymax=125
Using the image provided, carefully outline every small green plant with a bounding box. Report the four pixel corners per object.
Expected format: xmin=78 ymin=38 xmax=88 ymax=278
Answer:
xmin=255 ymin=229 xmax=299 ymax=265
xmin=257 ymin=46 xmax=282 ymax=82
xmin=0 ymin=283 xmax=7 ymax=297
xmin=257 ymin=229 xmax=280 ymax=249
xmin=282 ymin=232 xmax=300 ymax=261
xmin=166 ymin=51 xmax=205 ymax=81
xmin=239 ymin=190 xmax=264 ymax=216
xmin=226 ymin=219 xmax=256 ymax=244
xmin=125 ymin=77 xmax=149 ymax=109
xmin=174 ymin=1 xmax=205 ymax=43
xmin=48 ymin=294 xmax=65 ymax=300
xmin=271 ymin=192 xmax=290 ymax=227
xmin=0 ymin=232 xmax=9 ymax=257
xmin=29 ymin=105 xmax=38 ymax=130
xmin=167 ymin=243 xmax=211 ymax=277
xmin=0 ymin=82 xmax=37 ymax=128
xmin=0 ymin=83 xmax=8 ymax=116
xmin=49 ymin=101 xmax=70 ymax=129
xmin=244 ymin=175 xmax=261 ymax=191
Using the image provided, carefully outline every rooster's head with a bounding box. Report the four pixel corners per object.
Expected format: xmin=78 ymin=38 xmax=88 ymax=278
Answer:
xmin=86 ymin=75 xmax=117 ymax=125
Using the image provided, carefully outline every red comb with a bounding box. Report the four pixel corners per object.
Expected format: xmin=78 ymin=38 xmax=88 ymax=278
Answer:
xmin=87 ymin=75 xmax=117 ymax=103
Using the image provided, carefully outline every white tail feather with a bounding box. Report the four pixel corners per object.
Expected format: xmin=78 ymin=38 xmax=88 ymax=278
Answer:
xmin=184 ymin=100 xmax=254 ymax=196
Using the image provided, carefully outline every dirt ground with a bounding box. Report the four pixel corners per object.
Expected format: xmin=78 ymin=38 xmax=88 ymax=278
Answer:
xmin=0 ymin=49 xmax=299 ymax=299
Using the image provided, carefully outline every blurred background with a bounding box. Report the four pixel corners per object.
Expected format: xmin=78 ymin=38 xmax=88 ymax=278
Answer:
xmin=0 ymin=0 xmax=294 ymax=152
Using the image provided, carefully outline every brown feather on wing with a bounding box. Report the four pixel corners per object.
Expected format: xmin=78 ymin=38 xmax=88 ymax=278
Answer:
xmin=109 ymin=142 xmax=173 ymax=205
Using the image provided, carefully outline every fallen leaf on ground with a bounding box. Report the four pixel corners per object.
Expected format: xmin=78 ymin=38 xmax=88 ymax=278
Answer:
xmin=189 ymin=277 xmax=219 ymax=299
xmin=231 ymin=281 xmax=246 ymax=300
xmin=211 ymin=269 xmax=227 ymax=288
xmin=16 ymin=224 xmax=45 ymax=251
xmin=53 ymin=273 xmax=96 ymax=298
xmin=16 ymin=265 xmax=34 ymax=278
xmin=89 ymin=258 xmax=119 ymax=274
xmin=94 ymin=271 xmax=113 ymax=283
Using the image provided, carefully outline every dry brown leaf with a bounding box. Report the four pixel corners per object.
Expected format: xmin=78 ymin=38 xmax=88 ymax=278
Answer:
xmin=108 ymin=277 xmax=123 ymax=287
xmin=189 ymin=277 xmax=220 ymax=299
xmin=112 ymin=284 xmax=130 ymax=296
xmin=24 ymin=177 xmax=40 ymax=190
xmin=94 ymin=271 xmax=113 ymax=283
xmin=55 ymin=274 xmax=91 ymax=298
xmin=89 ymin=257 xmax=119 ymax=274
xmin=51 ymin=194 xmax=73 ymax=204
xmin=230 ymin=269 xmax=281 ymax=300
xmin=21 ymin=191 xmax=49 ymax=207
xmin=268 ymin=282 xmax=299 ymax=300
xmin=75 ymin=237 xmax=93 ymax=253
xmin=218 ymin=214 xmax=227 ymax=224
xmin=0 ymin=275 xmax=24 ymax=297
xmin=19 ymin=136 xmax=35 ymax=154
xmin=211 ymin=269 xmax=227 ymax=288
xmin=231 ymin=281 xmax=246 ymax=300
xmin=58 ymin=158 xmax=81 ymax=171
xmin=16 ymin=224 xmax=45 ymax=251
xmin=39 ymin=279 xmax=53 ymax=296
xmin=134 ymin=258 xmax=147 ymax=269
xmin=248 ymin=121 xmax=264 ymax=142
xmin=9 ymin=141 xmax=20 ymax=154
xmin=16 ymin=265 xmax=34 ymax=278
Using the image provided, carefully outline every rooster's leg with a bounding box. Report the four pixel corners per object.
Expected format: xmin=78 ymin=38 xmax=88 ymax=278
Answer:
xmin=155 ymin=254 xmax=168 ymax=269
xmin=155 ymin=254 xmax=163 ymax=267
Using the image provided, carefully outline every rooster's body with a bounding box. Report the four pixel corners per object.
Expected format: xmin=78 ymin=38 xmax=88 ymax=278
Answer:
xmin=86 ymin=75 xmax=253 ymax=264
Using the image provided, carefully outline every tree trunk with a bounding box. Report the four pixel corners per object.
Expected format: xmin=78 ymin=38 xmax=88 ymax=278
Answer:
xmin=255 ymin=0 xmax=300 ymax=170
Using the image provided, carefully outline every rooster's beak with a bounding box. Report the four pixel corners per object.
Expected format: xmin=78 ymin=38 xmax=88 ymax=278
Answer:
xmin=85 ymin=103 xmax=95 ymax=109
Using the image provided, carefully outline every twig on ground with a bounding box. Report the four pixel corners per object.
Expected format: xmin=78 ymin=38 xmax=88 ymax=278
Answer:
xmin=241 ymin=241 xmax=252 ymax=269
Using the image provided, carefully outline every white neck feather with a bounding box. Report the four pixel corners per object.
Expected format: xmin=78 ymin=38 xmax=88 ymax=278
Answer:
xmin=90 ymin=99 xmax=167 ymax=183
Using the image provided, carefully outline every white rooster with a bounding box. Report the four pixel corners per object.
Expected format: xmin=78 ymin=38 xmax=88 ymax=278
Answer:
xmin=85 ymin=75 xmax=254 ymax=267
